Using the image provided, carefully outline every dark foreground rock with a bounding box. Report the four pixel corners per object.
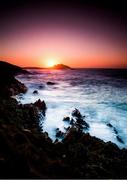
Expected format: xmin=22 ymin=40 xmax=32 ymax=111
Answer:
xmin=1 ymin=98 xmax=127 ymax=179
xmin=1 ymin=100 xmax=127 ymax=179
xmin=0 ymin=99 xmax=127 ymax=178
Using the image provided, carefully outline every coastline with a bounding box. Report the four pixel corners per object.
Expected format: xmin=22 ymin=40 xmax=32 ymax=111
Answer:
xmin=0 ymin=61 xmax=127 ymax=178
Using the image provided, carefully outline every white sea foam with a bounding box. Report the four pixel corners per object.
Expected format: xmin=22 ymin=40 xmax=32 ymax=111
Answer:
xmin=16 ymin=69 xmax=127 ymax=148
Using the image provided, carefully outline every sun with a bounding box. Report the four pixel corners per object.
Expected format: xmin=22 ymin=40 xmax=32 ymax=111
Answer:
xmin=46 ymin=58 xmax=57 ymax=67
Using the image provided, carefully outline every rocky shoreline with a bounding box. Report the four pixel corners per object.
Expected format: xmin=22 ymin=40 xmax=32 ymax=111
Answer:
xmin=0 ymin=61 xmax=127 ymax=178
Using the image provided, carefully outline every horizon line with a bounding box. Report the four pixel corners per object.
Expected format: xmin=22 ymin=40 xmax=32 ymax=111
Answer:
xmin=1 ymin=60 xmax=127 ymax=70
xmin=23 ymin=66 xmax=127 ymax=70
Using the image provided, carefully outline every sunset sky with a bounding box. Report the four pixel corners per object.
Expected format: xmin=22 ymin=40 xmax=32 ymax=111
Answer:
xmin=0 ymin=0 xmax=127 ymax=68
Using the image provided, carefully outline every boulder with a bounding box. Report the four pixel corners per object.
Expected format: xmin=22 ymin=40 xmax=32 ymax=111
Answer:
xmin=38 ymin=85 xmax=44 ymax=89
xmin=107 ymin=123 xmax=113 ymax=128
xmin=34 ymin=99 xmax=47 ymax=115
xmin=116 ymin=135 xmax=124 ymax=144
xmin=71 ymin=109 xmax=89 ymax=130
xmin=33 ymin=90 xmax=38 ymax=94
xmin=63 ymin=117 xmax=70 ymax=122
xmin=72 ymin=108 xmax=82 ymax=118
xmin=56 ymin=130 xmax=64 ymax=138
xmin=47 ymin=82 xmax=56 ymax=85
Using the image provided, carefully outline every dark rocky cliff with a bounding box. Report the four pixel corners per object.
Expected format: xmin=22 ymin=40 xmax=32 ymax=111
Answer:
xmin=0 ymin=61 xmax=28 ymax=97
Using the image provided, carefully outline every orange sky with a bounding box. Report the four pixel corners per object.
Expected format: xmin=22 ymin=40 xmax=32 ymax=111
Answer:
xmin=0 ymin=0 xmax=127 ymax=68
xmin=1 ymin=28 xmax=126 ymax=68
xmin=1 ymin=55 xmax=127 ymax=68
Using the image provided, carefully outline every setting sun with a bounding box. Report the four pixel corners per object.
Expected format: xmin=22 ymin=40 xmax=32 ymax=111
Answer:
xmin=46 ymin=58 xmax=58 ymax=67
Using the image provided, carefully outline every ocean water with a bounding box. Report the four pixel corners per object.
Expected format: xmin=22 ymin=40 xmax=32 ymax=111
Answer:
xmin=15 ymin=68 xmax=127 ymax=148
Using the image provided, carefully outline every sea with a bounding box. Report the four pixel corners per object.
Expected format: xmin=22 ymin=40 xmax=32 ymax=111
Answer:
xmin=15 ymin=68 xmax=127 ymax=149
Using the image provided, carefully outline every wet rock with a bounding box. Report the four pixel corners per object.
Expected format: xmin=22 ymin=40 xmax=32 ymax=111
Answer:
xmin=70 ymin=118 xmax=74 ymax=125
xmin=75 ymin=122 xmax=83 ymax=130
xmin=66 ymin=126 xmax=70 ymax=131
xmin=47 ymin=82 xmax=56 ymax=85
xmin=63 ymin=116 xmax=70 ymax=122
xmin=76 ymin=116 xmax=89 ymax=129
xmin=113 ymin=127 xmax=118 ymax=134
xmin=54 ymin=138 xmax=59 ymax=144
xmin=81 ymin=120 xmax=90 ymax=129
xmin=18 ymin=93 xmax=24 ymax=100
xmin=116 ymin=135 xmax=124 ymax=144
xmin=38 ymin=85 xmax=44 ymax=89
xmin=107 ymin=124 xmax=118 ymax=135
xmin=72 ymin=108 xmax=82 ymax=118
xmin=76 ymin=118 xmax=84 ymax=124
xmin=107 ymin=123 xmax=113 ymax=128
xmin=71 ymin=109 xmax=89 ymax=130
xmin=56 ymin=130 xmax=64 ymax=138
xmin=56 ymin=128 xmax=59 ymax=132
xmin=33 ymin=90 xmax=38 ymax=94
xmin=56 ymin=128 xmax=64 ymax=138
xmin=34 ymin=99 xmax=47 ymax=115
xmin=64 ymin=126 xmax=70 ymax=131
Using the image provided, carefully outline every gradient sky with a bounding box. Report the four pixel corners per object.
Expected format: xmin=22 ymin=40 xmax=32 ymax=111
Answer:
xmin=0 ymin=0 xmax=127 ymax=68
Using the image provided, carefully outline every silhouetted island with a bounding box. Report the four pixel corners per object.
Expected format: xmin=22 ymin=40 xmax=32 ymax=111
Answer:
xmin=0 ymin=60 xmax=127 ymax=178
xmin=51 ymin=63 xmax=73 ymax=69
xmin=23 ymin=64 xmax=73 ymax=70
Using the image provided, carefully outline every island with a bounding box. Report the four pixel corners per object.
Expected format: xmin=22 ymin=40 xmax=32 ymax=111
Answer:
xmin=0 ymin=60 xmax=127 ymax=179
xmin=50 ymin=63 xmax=73 ymax=70
xmin=23 ymin=64 xmax=73 ymax=70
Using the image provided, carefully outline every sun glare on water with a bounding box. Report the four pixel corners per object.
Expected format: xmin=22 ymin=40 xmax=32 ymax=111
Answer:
xmin=46 ymin=58 xmax=57 ymax=67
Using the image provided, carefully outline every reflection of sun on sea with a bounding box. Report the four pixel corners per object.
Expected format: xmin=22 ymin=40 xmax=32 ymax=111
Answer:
xmin=46 ymin=58 xmax=58 ymax=67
